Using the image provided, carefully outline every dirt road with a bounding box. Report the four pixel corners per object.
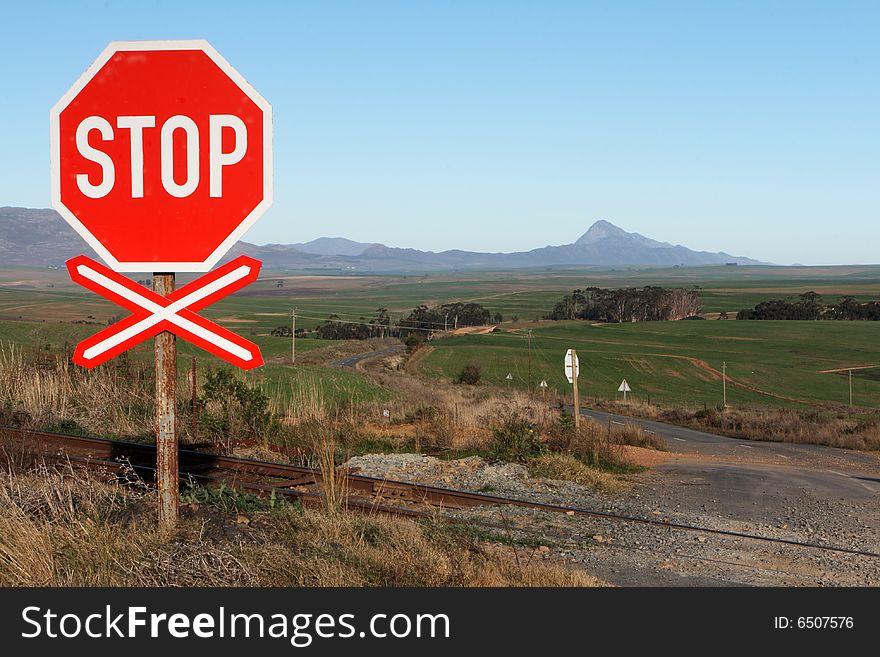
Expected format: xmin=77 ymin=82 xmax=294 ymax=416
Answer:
xmin=570 ymin=408 xmax=880 ymax=584
xmin=353 ymin=407 xmax=880 ymax=585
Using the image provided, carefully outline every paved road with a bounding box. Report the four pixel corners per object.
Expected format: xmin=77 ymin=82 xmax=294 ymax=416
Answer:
xmin=583 ymin=407 xmax=879 ymax=468
xmin=578 ymin=407 xmax=880 ymax=525
xmin=331 ymin=343 xmax=404 ymax=369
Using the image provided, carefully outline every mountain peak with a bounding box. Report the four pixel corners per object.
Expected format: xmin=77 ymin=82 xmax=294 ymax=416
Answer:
xmin=0 ymin=207 xmax=764 ymax=271
xmin=575 ymin=220 xmax=627 ymax=244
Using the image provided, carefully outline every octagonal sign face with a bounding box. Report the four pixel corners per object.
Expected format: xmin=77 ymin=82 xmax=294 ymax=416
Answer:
xmin=50 ymin=40 xmax=272 ymax=272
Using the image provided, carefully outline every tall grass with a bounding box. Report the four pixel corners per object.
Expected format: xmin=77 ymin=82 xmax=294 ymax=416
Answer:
xmin=314 ymin=433 xmax=348 ymax=514
xmin=0 ymin=456 xmax=602 ymax=587
xmin=0 ymin=343 xmax=153 ymax=437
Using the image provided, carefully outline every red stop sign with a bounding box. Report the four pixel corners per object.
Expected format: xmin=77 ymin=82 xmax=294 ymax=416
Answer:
xmin=50 ymin=40 xmax=272 ymax=272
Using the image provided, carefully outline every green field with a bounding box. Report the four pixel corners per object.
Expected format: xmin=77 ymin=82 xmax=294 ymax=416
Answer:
xmin=416 ymin=320 xmax=880 ymax=409
xmin=2 ymin=263 xmax=880 ymax=411
xmin=5 ymin=264 xmax=880 ymax=332
xmin=0 ymin=319 xmax=393 ymax=415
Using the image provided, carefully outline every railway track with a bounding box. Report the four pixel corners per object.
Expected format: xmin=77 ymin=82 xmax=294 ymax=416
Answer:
xmin=2 ymin=426 xmax=879 ymax=560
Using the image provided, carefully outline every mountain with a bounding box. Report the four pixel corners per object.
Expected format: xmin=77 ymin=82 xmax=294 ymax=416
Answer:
xmin=289 ymin=237 xmax=375 ymax=257
xmin=0 ymin=206 xmax=763 ymax=272
xmin=0 ymin=207 xmax=99 ymax=265
xmin=324 ymin=219 xmax=762 ymax=269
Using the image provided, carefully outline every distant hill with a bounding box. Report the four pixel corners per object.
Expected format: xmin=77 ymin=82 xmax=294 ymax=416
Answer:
xmin=0 ymin=207 xmax=98 ymax=266
xmin=289 ymin=237 xmax=376 ymax=257
xmin=0 ymin=207 xmax=763 ymax=272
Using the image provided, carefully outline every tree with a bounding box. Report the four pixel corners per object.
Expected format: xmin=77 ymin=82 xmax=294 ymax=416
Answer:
xmin=545 ymin=286 xmax=701 ymax=323
xmin=738 ymin=294 xmax=880 ymax=321
xmin=456 ymin=362 xmax=482 ymax=385
xmin=399 ymin=302 xmax=490 ymax=337
xmin=369 ymin=307 xmax=394 ymax=338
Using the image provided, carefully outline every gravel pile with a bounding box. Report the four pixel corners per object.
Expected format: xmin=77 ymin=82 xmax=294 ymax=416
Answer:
xmin=346 ymin=453 xmax=604 ymax=505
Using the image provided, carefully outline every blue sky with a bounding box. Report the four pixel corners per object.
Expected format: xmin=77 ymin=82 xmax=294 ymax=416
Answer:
xmin=0 ymin=1 xmax=877 ymax=264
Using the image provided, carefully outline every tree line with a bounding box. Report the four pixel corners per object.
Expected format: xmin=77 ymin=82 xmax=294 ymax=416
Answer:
xmin=737 ymin=292 xmax=880 ymax=320
xmin=397 ymin=302 xmax=491 ymax=337
xmin=305 ymin=302 xmax=493 ymax=341
xmin=544 ymin=286 xmax=701 ymax=323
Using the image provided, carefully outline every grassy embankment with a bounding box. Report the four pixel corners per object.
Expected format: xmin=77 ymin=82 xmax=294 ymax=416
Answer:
xmin=0 ymin=458 xmax=600 ymax=587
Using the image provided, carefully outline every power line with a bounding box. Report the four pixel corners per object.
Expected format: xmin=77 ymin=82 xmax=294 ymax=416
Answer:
xmin=293 ymin=314 xmax=438 ymax=333
xmin=280 ymin=305 xmax=480 ymax=329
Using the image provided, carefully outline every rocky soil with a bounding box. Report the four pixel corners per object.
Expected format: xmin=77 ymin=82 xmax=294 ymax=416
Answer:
xmin=346 ymin=453 xmax=880 ymax=586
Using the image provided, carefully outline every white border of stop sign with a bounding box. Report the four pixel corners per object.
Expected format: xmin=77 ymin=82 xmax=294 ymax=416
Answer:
xmin=49 ymin=40 xmax=273 ymax=273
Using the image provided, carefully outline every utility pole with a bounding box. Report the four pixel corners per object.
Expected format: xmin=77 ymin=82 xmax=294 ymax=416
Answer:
xmin=722 ymin=361 xmax=727 ymax=408
xmin=527 ymin=329 xmax=533 ymax=395
xmin=849 ymin=369 xmax=853 ymax=409
xmin=291 ymin=307 xmax=297 ymax=365
xmin=154 ymin=273 xmax=178 ymax=529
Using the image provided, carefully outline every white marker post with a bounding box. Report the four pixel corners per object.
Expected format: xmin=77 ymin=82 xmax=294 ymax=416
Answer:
xmin=722 ymin=361 xmax=727 ymax=408
xmin=564 ymin=349 xmax=580 ymax=428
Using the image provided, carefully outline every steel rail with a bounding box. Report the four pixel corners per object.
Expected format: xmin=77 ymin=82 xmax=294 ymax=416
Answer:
xmin=2 ymin=426 xmax=878 ymax=559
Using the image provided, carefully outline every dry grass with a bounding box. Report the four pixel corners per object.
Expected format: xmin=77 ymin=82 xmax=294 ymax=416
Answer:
xmin=610 ymin=421 xmax=666 ymax=451
xmin=596 ymin=399 xmax=880 ymax=451
xmin=364 ymin=369 xmax=561 ymax=449
xmin=0 ymin=343 xmax=154 ymax=437
xmin=527 ymin=453 xmax=625 ymax=492
xmin=313 ymin=433 xmax=348 ymax=514
xmin=0 ymin=341 xmax=555 ymax=457
xmin=0 ymin=459 xmax=602 ymax=587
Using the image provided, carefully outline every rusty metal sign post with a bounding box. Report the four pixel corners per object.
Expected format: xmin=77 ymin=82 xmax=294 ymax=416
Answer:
xmin=154 ymin=273 xmax=178 ymax=526
xmin=50 ymin=41 xmax=273 ymax=529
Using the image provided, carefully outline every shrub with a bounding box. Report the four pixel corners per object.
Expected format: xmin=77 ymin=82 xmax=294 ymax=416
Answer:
xmin=456 ymin=362 xmax=482 ymax=385
xmin=403 ymin=405 xmax=439 ymax=423
xmin=404 ymin=334 xmax=425 ymax=354
xmin=198 ymin=368 xmax=280 ymax=447
xmin=45 ymin=419 xmax=89 ymax=436
xmin=570 ymin=429 xmax=639 ymax=473
xmin=181 ymin=483 xmax=291 ymax=514
xmin=488 ymin=414 xmax=545 ymax=462
xmin=555 ymin=409 xmax=576 ymax=439
xmin=693 ymin=407 xmax=717 ymax=420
